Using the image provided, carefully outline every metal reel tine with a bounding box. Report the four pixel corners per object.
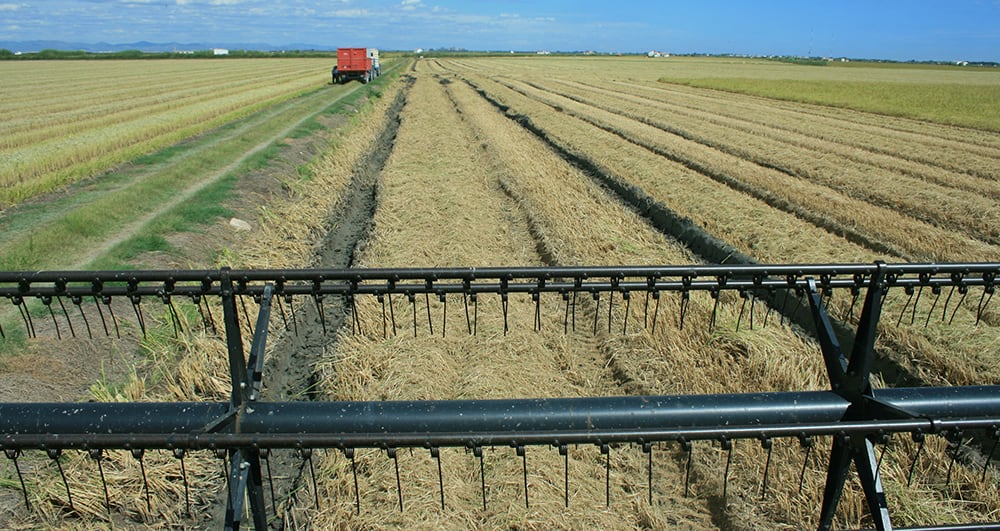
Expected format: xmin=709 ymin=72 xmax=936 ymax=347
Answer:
xmin=276 ymin=295 xmax=290 ymax=332
xmin=563 ymin=291 xmax=571 ymax=334
xmin=621 ymin=291 xmax=631 ymax=334
xmin=378 ymin=294 xmax=388 ymax=338
xmin=721 ymin=438 xmax=733 ymax=500
xmin=440 ymin=293 xmax=448 ymax=337
xmin=474 ymin=446 xmax=485 ymax=510
xmin=431 ymin=447 xmax=444 ymax=510
xmin=760 ymin=438 xmax=773 ymax=500
xmin=424 ymin=292 xmax=434 ymax=336
xmin=192 ymin=295 xmax=210 ymax=334
xmin=88 ymin=448 xmax=111 ymax=516
xmin=643 ymin=290 xmax=650 ymax=330
xmin=607 ymin=288 xmax=615 ymax=334
xmin=501 ymin=292 xmax=509 ymax=336
xmin=129 ymin=295 xmax=147 ymax=338
xmin=924 ymin=286 xmax=941 ymax=328
xmin=260 ymin=448 xmax=278 ymax=517
xmin=408 ymin=293 xmax=417 ymax=337
xmin=709 ymin=290 xmax=720 ymax=332
xmin=517 ymin=445 xmax=528 ymax=508
xmin=798 ymin=435 xmax=813 ymax=494
xmin=780 ymin=289 xmax=791 ymax=327
xmin=388 ymin=292 xmax=397 ymax=336
xmin=71 ymin=295 xmax=94 ymax=339
xmin=897 ymin=286 xmax=914 ymax=327
xmin=735 ymin=291 xmax=747 ymax=332
xmin=5 ymin=448 xmax=30 ymax=510
xmin=875 ymin=433 xmax=891 ymax=482
xmin=218 ymin=449 xmax=231 ymax=503
xmin=601 ymin=443 xmax=611 ymax=508
xmin=982 ymin=429 xmax=999 ymax=483
xmin=14 ymin=296 xmax=36 ymax=338
xmin=941 ymin=285 xmax=956 ymax=322
xmin=388 ymin=448 xmax=403 ymax=512
xmin=946 ymin=431 xmax=965 ymax=486
xmin=285 ymin=294 xmax=297 ymax=336
xmin=239 ymin=294 xmax=254 ymax=336
xmin=464 ymin=292 xmax=472 ymax=335
xmin=910 ymin=284 xmax=924 ymax=325
xmin=298 ymin=448 xmax=320 ymax=508
xmin=749 ymin=291 xmax=756 ymax=330
xmin=352 ymin=294 xmax=363 ymax=336
xmin=571 ymin=291 xmax=578 ymax=332
xmin=559 ymin=444 xmax=569 ymax=508
xmin=948 ymin=286 xmax=968 ymax=325
xmin=682 ymin=439 xmax=693 ymax=497
xmin=652 ymin=290 xmax=662 ymax=332
xmin=42 ymin=296 xmax=62 ymax=339
xmin=313 ymin=294 xmax=327 ymax=335
xmin=532 ymin=291 xmax=541 ymax=332
xmin=976 ymin=286 xmax=994 ymax=326
xmin=351 ymin=294 xmax=365 ymax=334
xmin=173 ymin=448 xmax=191 ymax=517
xmin=45 ymin=448 xmax=75 ymax=512
xmin=643 ymin=442 xmax=653 ymax=505
xmin=345 ymin=448 xmax=360 ymax=514
xmin=472 ymin=293 xmax=479 ymax=336
xmin=592 ymin=292 xmax=600 ymax=336
xmin=131 ymin=448 xmax=152 ymax=515
xmin=166 ymin=297 xmax=184 ymax=338
xmin=907 ymin=432 xmax=925 ymax=487
xmin=57 ymin=296 xmax=76 ymax=338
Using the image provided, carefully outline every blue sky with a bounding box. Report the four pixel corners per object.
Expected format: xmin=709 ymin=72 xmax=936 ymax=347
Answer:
xmin=2 ymin=0 xmax=999 ymax=61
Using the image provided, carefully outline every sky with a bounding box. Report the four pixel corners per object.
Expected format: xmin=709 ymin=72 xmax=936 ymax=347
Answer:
xmin=2 ymin=0 xmax=999 ymax=62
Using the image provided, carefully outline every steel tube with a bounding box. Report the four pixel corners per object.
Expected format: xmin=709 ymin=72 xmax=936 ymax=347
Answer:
xmin=2 ymin=387 xmax=997 ymax=451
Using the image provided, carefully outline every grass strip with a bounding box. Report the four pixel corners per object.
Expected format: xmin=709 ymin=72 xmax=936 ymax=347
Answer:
xmin=661 ymin=78 xmax=1000 ymax=132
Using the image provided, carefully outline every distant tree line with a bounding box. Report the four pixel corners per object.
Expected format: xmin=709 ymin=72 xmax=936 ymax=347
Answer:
xmin=0 ymin=48 xmax=339 ymax=60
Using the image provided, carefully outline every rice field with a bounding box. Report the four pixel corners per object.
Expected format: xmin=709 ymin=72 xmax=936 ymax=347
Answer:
xmin=296 ymin=58 xmax=997 ymax=529
xmin=0 ymin=58 xmax=336 ymax=205
xmin=2 ymin=56 xmax=998 ymax=529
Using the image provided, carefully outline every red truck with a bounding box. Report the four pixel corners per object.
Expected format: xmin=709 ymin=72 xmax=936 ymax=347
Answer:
xmin=332 ymin=48 xmax=381 ymax=84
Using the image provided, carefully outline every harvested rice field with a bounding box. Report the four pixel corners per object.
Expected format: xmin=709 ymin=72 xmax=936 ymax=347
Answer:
xmin=2 ymin=56 xmax=998 ymax=530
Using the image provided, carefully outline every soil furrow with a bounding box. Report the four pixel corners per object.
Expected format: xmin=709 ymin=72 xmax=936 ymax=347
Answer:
xmin=503 ymin=77 xmax=1000 ymax=258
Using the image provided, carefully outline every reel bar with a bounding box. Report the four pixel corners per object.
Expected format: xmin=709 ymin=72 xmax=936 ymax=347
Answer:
xmin=1 ymin=386 xmax=997 ymax=451
xmin=2 ymin=262 xmax=998 ymax=530
xmin=2 ymin=262 xmax=996 ymax=301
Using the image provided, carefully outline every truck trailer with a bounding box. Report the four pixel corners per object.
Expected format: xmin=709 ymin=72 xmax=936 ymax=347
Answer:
xmin=332 ymin=48 xmax=380 ymax=84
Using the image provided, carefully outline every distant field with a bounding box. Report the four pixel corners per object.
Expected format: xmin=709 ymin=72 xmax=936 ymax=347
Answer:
xmin=0 ymin=58 xmax=335 ymax=205
xmin=654 ymin=57 xmax=1000 ymax=130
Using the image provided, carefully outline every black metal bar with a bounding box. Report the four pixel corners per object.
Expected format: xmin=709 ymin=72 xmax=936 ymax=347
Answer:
xmin=220 ymin=269 xmax=247 ymax=409
xmin=3 ymin=263 xmax=996 ymax=302
xmin=2 ymin=386 xmax=998 ymax=450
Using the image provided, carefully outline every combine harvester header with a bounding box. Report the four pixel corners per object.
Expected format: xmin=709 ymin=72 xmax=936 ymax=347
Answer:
xmin=1 ymin=261 xmax=998 ymax=530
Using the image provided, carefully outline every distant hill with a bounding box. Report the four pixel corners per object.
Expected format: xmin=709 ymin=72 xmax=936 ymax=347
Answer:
xmin=0 ymin=40 xmax=336 ymax=53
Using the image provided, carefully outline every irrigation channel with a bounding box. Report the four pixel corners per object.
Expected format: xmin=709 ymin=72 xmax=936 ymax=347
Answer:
xmin=1 ymin=62 xmax=999 ymax=530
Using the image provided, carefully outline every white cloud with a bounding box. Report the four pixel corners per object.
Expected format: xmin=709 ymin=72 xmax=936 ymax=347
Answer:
xmin=400 ymin=0 xmax=423 ymax=11
xmin=0 ymin=2 xmax=22 ymax=10
xmin=331 ymin=8 xmax=368 ymax=17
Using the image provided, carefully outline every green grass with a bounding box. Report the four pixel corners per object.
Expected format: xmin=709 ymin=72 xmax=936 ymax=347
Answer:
xmin=0 ymin=87 xmax=348 ymax=271
xmin=660 ymin=77 xmax=1000 ymax=131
